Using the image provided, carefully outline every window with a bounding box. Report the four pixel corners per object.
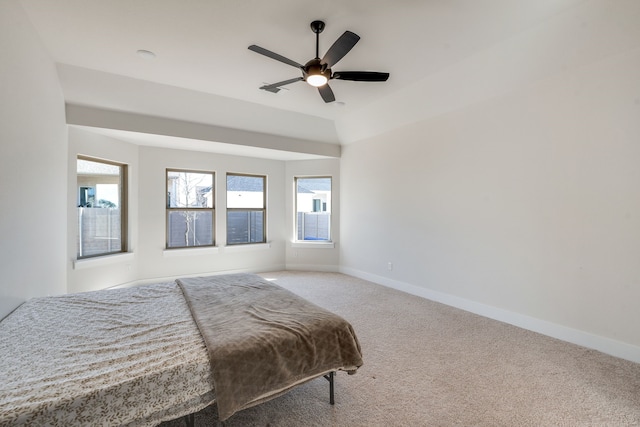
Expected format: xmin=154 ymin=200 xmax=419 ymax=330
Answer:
xmin=166 ymin=169 xmax=214 ymax=248
xmin=295 ymin=177 xmax=331 ymax=241
xmin=77 ymin=157 xmax=127 ymax=258
xmin=226 ymin=174 xmax=266 ymax=245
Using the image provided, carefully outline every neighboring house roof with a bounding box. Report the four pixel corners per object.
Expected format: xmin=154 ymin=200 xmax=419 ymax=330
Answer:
xmin=298 ymin=178 xmax=331 ymax=194
xmin=227 ymin=175 xmax=264 ymax=192
xmin=77 ymin=159 xmax=119 ymax=175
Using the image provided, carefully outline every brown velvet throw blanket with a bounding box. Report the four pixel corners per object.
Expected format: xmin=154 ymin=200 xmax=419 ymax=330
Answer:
xmin=177 ymin=273 xmax=363 ymax=421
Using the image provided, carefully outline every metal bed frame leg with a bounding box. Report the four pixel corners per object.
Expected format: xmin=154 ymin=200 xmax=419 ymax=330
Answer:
xmin=184 ymin=374 xmax=335 ymax=427
xmin=323 ymin=371 xmax=335 ymax=405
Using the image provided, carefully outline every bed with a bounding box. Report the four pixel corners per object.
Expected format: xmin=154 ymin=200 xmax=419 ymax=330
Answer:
xmin=0 ymin=273 xmax=363 ymax=426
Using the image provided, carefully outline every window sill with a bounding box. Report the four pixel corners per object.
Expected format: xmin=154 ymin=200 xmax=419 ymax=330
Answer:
xmin=163 ymin=246 xmax=220 ymax=257
xmin=291 ymin=241 xmax=335 ymax=249
xmin=224 ymin=242 xmax=272 ymax=253
xmin=73 ymin=252 xmax=134 ymax=270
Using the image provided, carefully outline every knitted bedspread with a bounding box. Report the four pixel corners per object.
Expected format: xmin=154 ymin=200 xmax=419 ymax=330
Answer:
xmin=0 ymin=283 xmax=214 ymax=427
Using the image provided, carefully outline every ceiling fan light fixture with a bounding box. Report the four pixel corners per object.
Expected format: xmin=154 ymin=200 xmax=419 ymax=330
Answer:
xmin=307 ymin=73 xmax=328 ymax=87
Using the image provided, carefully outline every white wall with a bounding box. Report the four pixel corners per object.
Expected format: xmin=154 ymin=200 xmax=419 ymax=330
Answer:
xmin=0 ymin=1 xmax=68 ymax=319
xmin=285 ymin=159 xmax=341 ymax=271
xmin=341 ymin=48 xmax=640 ymax=361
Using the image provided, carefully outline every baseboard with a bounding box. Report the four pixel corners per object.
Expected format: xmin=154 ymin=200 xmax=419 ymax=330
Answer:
xmin=110 ymin=264 xmax=288 ymax=289
xmin=340 ymin=266 xmax=640 ymax=364
xmin=285 ymin=263 xmax=340 ymax=273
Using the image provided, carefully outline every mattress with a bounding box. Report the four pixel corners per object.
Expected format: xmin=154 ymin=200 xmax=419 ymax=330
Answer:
xmin=0 ymin=283 xmax=215 ymax=427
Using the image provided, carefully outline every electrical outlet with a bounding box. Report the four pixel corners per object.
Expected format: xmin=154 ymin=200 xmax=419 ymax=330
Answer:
xmin=387 ymin=262 xmax=393 ymax=271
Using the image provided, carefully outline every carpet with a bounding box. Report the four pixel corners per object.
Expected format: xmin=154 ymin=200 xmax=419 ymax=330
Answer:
xmin=159 ymin=271 xmax=640 ymax=426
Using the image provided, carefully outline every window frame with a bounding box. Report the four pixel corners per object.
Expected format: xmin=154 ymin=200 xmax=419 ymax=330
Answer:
xmin=166 ymin=168 xmax=215 ymax=249
xmin=226 ymin=173 xmax=267 ymax=245
xmin=76 ymin=155 xmax=128 ymax=259
xmin=294 ymin=176 xmax=332 ymax=243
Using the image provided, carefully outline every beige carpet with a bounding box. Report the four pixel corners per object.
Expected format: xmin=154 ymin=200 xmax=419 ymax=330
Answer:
xmin=160 ymin=271 xmax=640 ymax=426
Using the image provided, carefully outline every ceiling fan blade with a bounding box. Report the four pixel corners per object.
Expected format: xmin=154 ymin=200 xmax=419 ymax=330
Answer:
xmin=318 ymin=84 xmax=335 ymax=103
xmin=333 ymin=71 xmax=390 ymax=82
xmin=248 ymin=45 xmax=303 ymax=69
xmin=321 ymin=31 xmax=360 ymax=68
xmin=259 ymin=77 xmax=304 ymax=93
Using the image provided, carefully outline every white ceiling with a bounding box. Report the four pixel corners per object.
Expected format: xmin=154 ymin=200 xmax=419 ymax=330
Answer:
xmin=19 ymin=0 xmax=608 ymax=159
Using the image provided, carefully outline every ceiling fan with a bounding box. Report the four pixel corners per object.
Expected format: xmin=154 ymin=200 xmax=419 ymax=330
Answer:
xmin=248 ymin=20 xmax=390 ymax=103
